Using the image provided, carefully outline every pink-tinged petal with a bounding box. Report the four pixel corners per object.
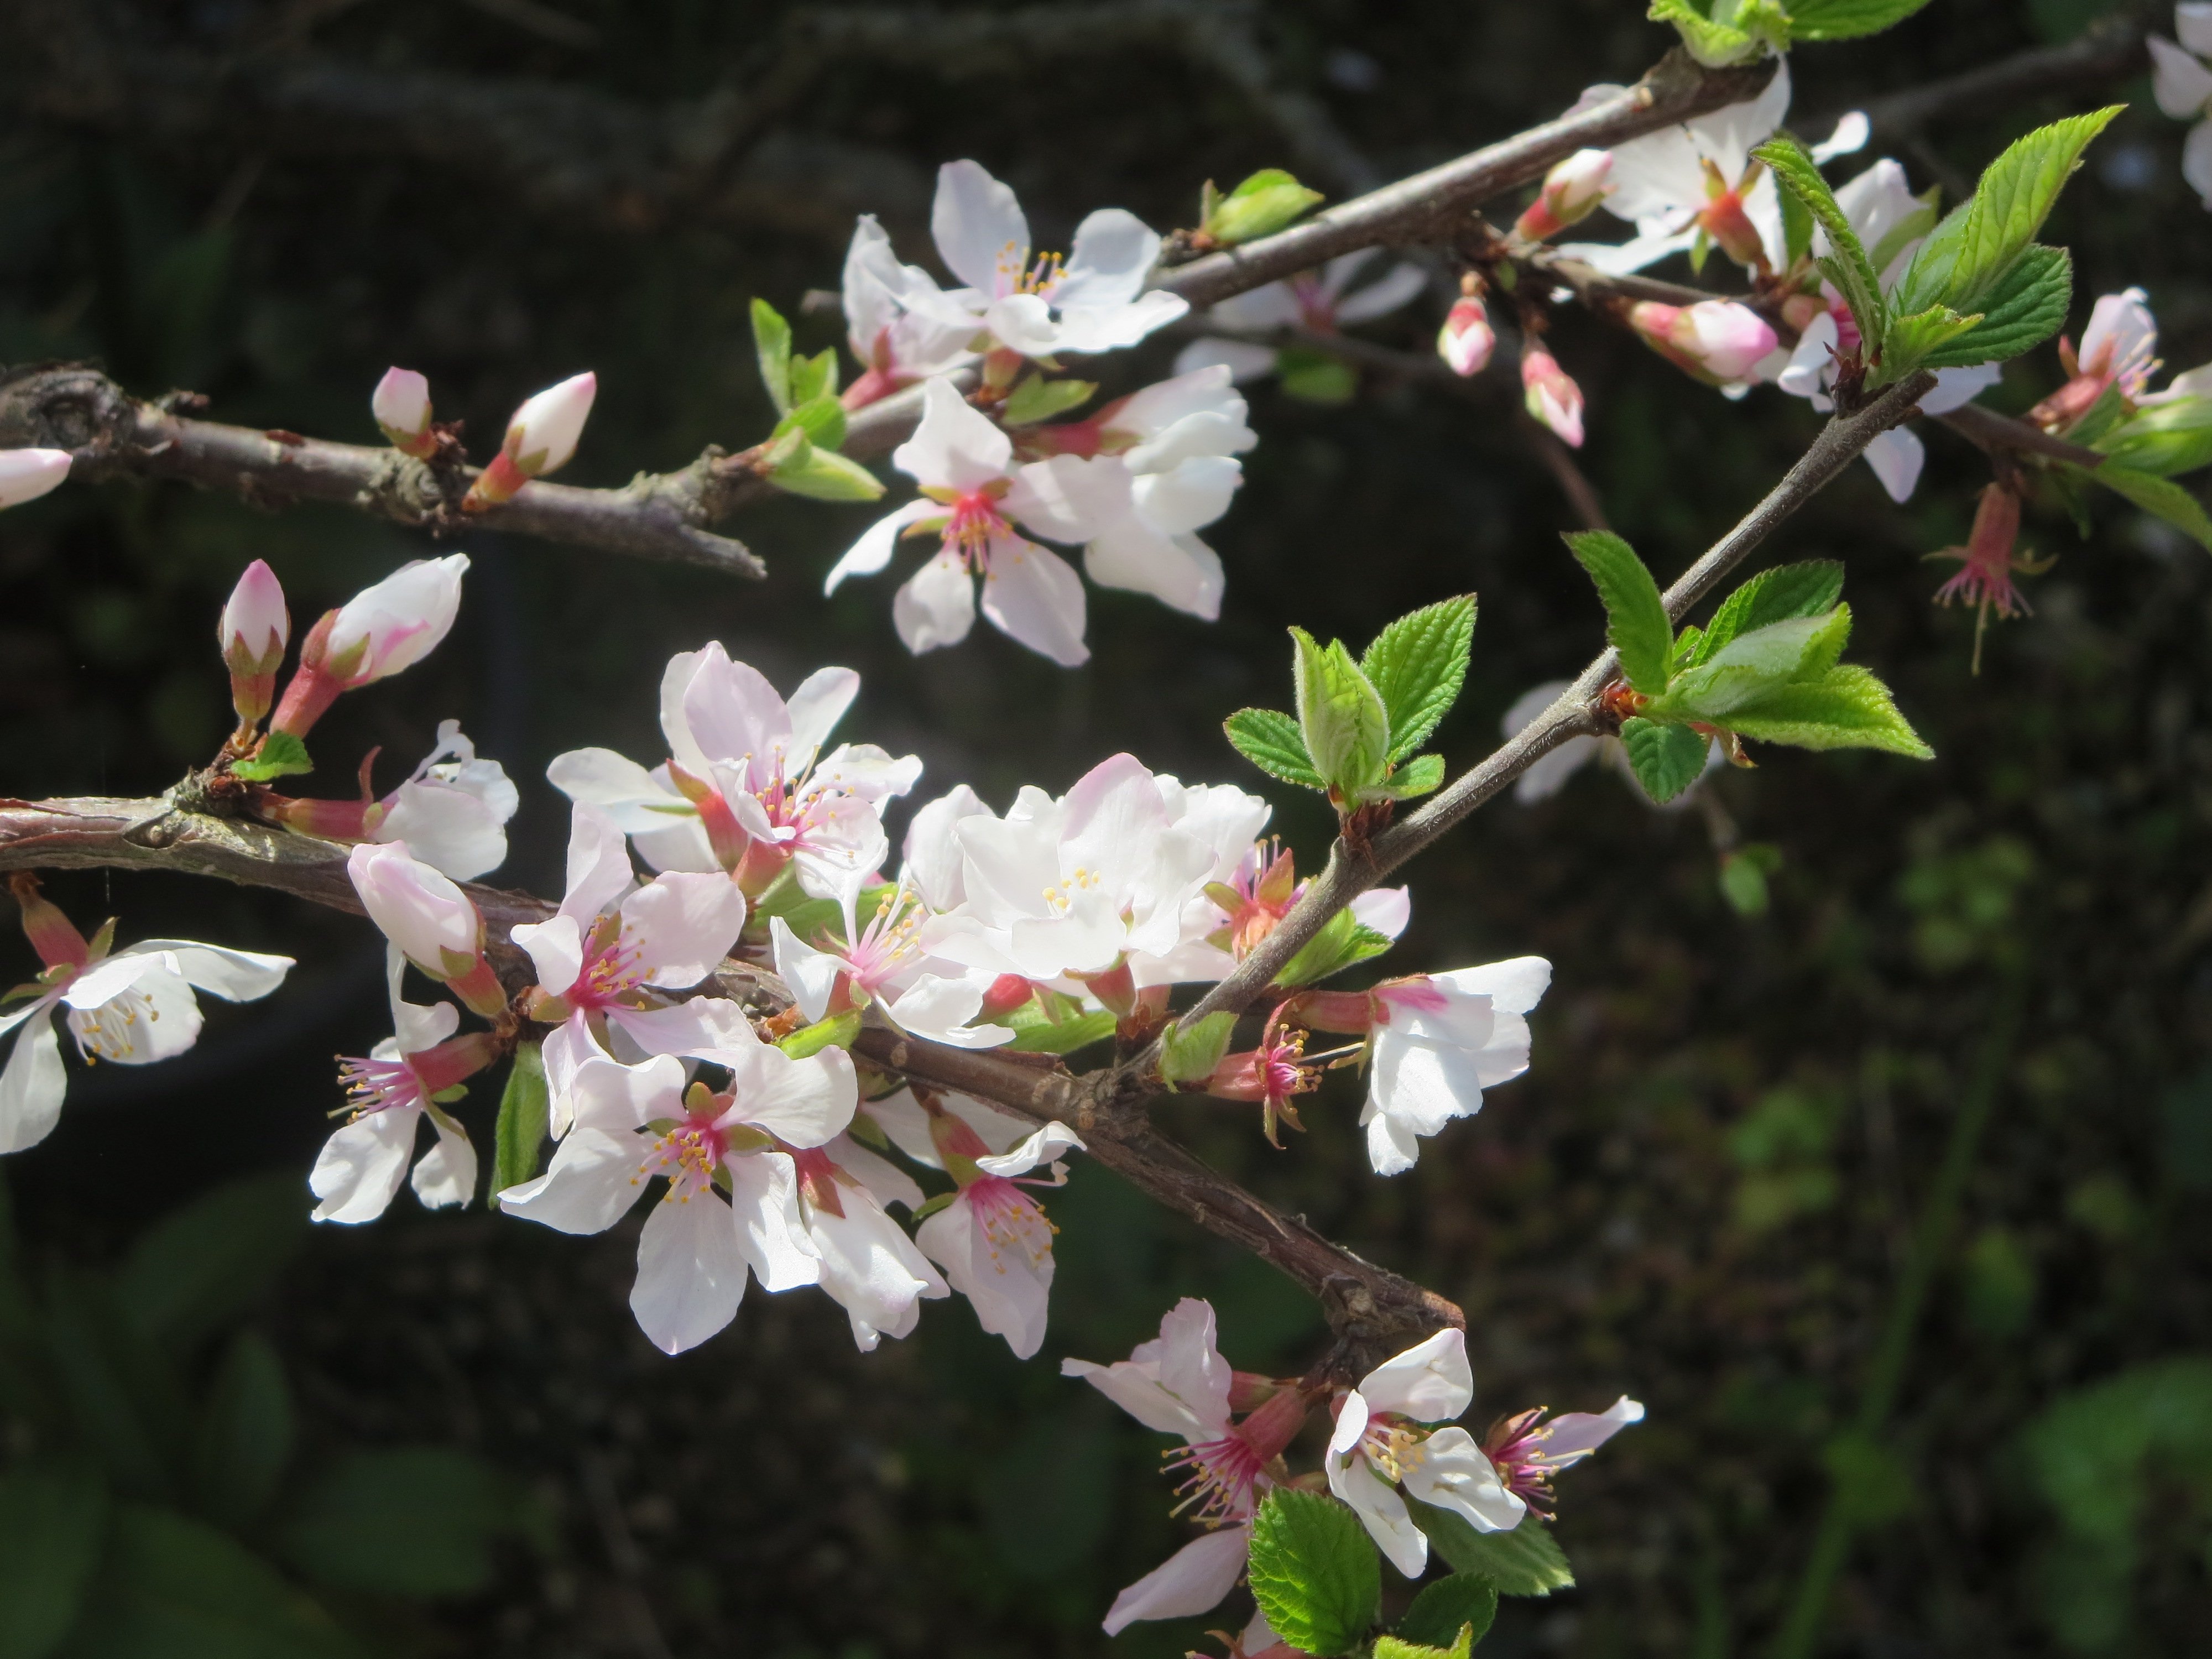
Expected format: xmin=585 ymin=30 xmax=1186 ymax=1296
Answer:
xmin=326 ymin=555 xmax=468 ymax=684
xmin=1540 ymin=1395 xmax=1646 ymax=1459
xmin=310 ymin=1107 xmax=420 ymax=1224
xmin=932 ymin=160 xmax=1028 ymax=293
xmin=825 ymin=1132 xmax=927 ymax=1212
xmin=2078 ymin=287 xmax=2157 ymax=384
xmin=1328 ymin=1449 xmax=1428 ymax=1577
xmin=2152 ymin=34 xmax=2212 ymax=119
xmin=512 ymin=915 xmax=585 ymax=999
xmin=1861 ymin=427 xmax=1926 ymax=504
xmin=916 ymin=1194 xmax=1054 ymax=1358
xmin=893 ymin=549 xmax=978 ymax=656
xmin=0 ymin=448 xmax=72 ymax=510
xmin=409 ymin=1107 xmax=477 ymax=1209
xmin=1351 ymin=887 xmax=1411 ymax=940
xmin=770 ymin=916 xmax=845 ymax=1024
xmin=785 ymin=665 xmax=861 ymax=756
xmin=503 ymin=372 xmax=596 ymax=477
xmin=1151 ymin=1297 xmax=1234 ymax=1431
xmin=545 ymin=747 xmax=686 ymax=831
xmin=623 ymin=872 xmax=747 ymax=986
xmin=538 ymin=1013 xmax=604 ymax=1139
xmin=556 ymin=801 xmax=638 ymax=928
xmin=0 ymin=1007 xmax=66 ymax=1154
xmin=1401 ymin=1427 xmax=1527 ymax=1533
xmin=602 ymin=998 xmax=757 ymax=1065
xmin=980 ymin=534 xmax=1089 ymax=666
xmin=894 ymin=376 xmax=1012 ymax=489
xmin=1099 ymin=1524 xmax=1251 ymax=1635
xmin=679 ymin=642 xmax=792 ymax=769
xmin=218 ymin=559 xmax=290 ymax=660
xmin=807 ymin=1190 xmax=945 ymax=1351
xmin=631 ymin=1186 xmax=750 ymax=1354
xmin=1358 ymin=1327 xmax=1473 ymax=1422
xmin=1062 ymin=1357 xmax=1217 ymax=1439
xmin=348 ymin=841 xmax=482 ymax=967
xmin=2182 ymin=4 xmax=2212 ymax=58
xmin=726 ymin=1150 xmax=820 ymax=1292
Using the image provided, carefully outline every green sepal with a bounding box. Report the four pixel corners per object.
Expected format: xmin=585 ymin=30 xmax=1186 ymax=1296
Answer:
xmin=1000 ymin=376 xmax=1098 ymax=426
xmin=231 ymin=731 xmax=312 ymax=782
xmin=789 ymin=346 xmax=838 ymax=408
xmin=1565 ymin=530 xmax=1672 ymax=695
xmin=1360 ymin=595 xmax=1477 ymax=764
xmin=778 ymin=1010 xmax=861 ymax=1058
xmin=1246 ymin=1486 xmax=1382 ymax=1657
xmin=1292 ymin=628 xmax=1391 ymax=801
xmin=1159 ymin=1010 xmax=1238 ymax=1084
xmin=987 ymin=987 xmax=1118 ymax=1055
xmin=752 ymin=297 xmax=794 ymax=414
xmin=429 ymin=1086 xmax=468 ymax=1105
xmin=491 ymin=1042 xmax=549 ymax=1207
xmin=1407 ymin=1501 xmax=1576 ymax=1597
xmin=910 ymin=1190 xmax=958 ymax=1222
xmin=1273 ymin=907 xmax=1395 ymax=988
xmin=768 ymin=437 xmax=886 ymax=502
xmin=1204 ymin=168 xmax=1327 ymax=246
xmin=1225 ymin=707 xmax=1324 ymax=790
xmin=1395 ymin=1571 xmax=1500 ymax=1651
xmin=1621 ymin=716 xmax=1711 ymax=805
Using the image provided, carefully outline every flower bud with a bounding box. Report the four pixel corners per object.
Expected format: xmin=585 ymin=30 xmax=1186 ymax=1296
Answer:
xmin=1514 ymin=149 xmax=1614 ymax=242
xmin=463 ymin=371 xmax=596 ymax=509
xmin=218 ymin=559 xmax=291 ymax=726
xmin=0 ymin=448 xmax=71 ymax=510
xmin=1437 ymin=296 xmax=1496 ymax=377
xmin=346 ymin=841 xmax=507 ymax=1016
xmin=1627 ymin=300 xmax=1778 ymax=387
xmin=268 ymin=555 xmax=469 ymax=740
xmin=1521 ymin=347 xmax=1585 ymax=448
xmin=372 ymin=368 xmax=437 ymax=460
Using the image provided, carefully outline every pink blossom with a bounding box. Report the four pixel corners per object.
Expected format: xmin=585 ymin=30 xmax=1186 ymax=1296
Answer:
xmin=1514 ymin=148 xmax=1615 ymax=241
xmin=0 ymin=448 xmax=70 ymax=510
xmin=372 ymin=367 xmax=436 ymax=458
xmin=1522 ymin=347 xmax=1585 ymax=447
xmin=1437 ymin=295 xmax=1496 ymax=377
xmin=1628 ymin=299 xmax=1778 ymax=386
xmin=466 ymin=371 xmax=597 ymax=507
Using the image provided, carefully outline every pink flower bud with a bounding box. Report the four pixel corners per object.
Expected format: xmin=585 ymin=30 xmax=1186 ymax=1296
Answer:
xmin=268 ymin=555 xmax=468 ymax=740
xmin=1521 ymin=347 xmax=1585 ymax=448
xmin=346 ymin=841 xmax=505 ymax=1016
xmin=1514 ymin=149 xmax=1614 ymax=241
xmin=218 ymin=559 xmax=291 ymax=726
xmin=0 ymin=448 xmax=71 ymax=510
xmin=1437 ymin=296 xmax=1496 ymax=377
xmin=465 ymin=372 xmax=596 ymax=508
xmin=373 ymin=367 xmax=437 ymax=460
xmin=1628 ymin=300 xmax=1778 ymax=386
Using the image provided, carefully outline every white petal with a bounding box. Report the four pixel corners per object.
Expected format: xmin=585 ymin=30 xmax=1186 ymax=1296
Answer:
xmin=932 ymin=159 xmax=1027 ymax=294
xmin=112 ymin=940 xmax=293 ymax=1003
xmin=1133 ymin=456 xmax=1241 ymax=535
xmin=1921 ymin=363 xmax=2002 ymax=415
xmin=1554 ymin=227 xmax=1699 ymax=275
xmin=807 ymin=1190 xmax=944 ymax=1345
xmin=770 ymin=916 xmax=844 ymax=1024
xmin=719 ymin=1041 xmax=858 ymax=1148
xmin=1327 ymin=1452 xmax=1428 ymax=1578
xmin=2186 ymin=119 xmax=2212 ymax=209
xmin=1432 ymin=956 xmax=1552 ymax=1017
xmin=1540 ymin=1396 xmax=1646 ymax=1459
xmin=1358 ymin=1327 xmax=1473 ymax=1422
xmin=2183 ymin=5 xmax=2212 ymax=58
xmin=2151 ymin=35 xmax=2212 ymax=119
xmin=1333 ymin=263 xmax=1428 ymax=324
xmin=973 ymin=1118 xmax=1084 ymax=1177
xmin=1861 ymin=426 xmax=1926 ymax=503
xmin=726 ymin=1150 xmax=821 ymax=1292
xmin=983 ymin=293 xmax=1063 ymax=357
xmin=1351 ymin=887 xmax=1411 ymax=940
xmin=825 ymin=1133 xmax=927 ymax=1212
xmin=64 ymin=966 xmax=203 ymax=1065
xmin=884 ymin=973 xmax=1014 ymax=1047
xmin=892 ymin=550 xmax=978 ymax=656
xmin=1051 ymin=289 xmax=1188 ymax=354
xmin=1512 ymin=734 xmax=1600 ymax=803
xmin=1084 ymin=521 xmax=1224 ymax=621
xmin=1100 ymin=1525 xmax=1251 ymax=1635
xmin=310 ymin=1108 xmax=420 ymax=1224
xmin=1401 ymin=1427 xmax=1527 ymax=1533
xmin=631 ymin=1186 xmax=750 ymax=1354
xmin=980 ymin=535 xmax=1089 ymax=666
xmin=623 ymin=872 xmax=747 ymax=986
xmin=917 ymin=1192 xmax=1053 ymax=1359
xmin=0 ymin=1009 xmax=66 ymax=1154
xmin=409 ymin=1108 xmax=478 ymax=1209
xmin=1058 ymin=207 xmax=1162 ymax=308
xmin=826 ymin=499 xmax=938 ymax=594
xmin=497 ymin=1125 xmax=644 ymax=1234
xmin=893 ymin=377 xmax=1012 ymax=490
xmin=1364 ymin=1108 xmax=1422 ymax=1177
xmin=512 ymin=915 xmax=584 ymax=998
xmin=785 ymin=665 xmax=860 ymax=757
xmin=545 ymin=747 xmax=687 ymax=832
xmin=1808 ymin=109 xmax=1870 ymax=164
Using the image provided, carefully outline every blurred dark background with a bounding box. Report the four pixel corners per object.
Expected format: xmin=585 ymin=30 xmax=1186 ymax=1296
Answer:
xmin=4 ymin=0 xmax=2212 ymax=1654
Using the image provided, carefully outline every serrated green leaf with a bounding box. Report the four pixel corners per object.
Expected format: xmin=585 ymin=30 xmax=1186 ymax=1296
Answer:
xmin=1621 ymin=717 xmax=1711 ymax=805
xmin=1206 ymin=168 xmax=1327 ymax=245
xmin=1360 ymin=596 xmax=1477 ymax=763
xmin=1274 ymin=909 xmax=1396 ymax=988
xmin=0 ymin=1462 xmax=108 ymax=1658
xmin=1914 ymin=244 xmax=2071 ymax=371
xmin=1720 ymin=663 xmax=1934 ymax=757
xmin=1225 ymin=707 xmax=1323 ymax=789
xmin=769 ymin=445 xmax=886 ymax=503
xmin=1647 ymin=0 xmax=1761 ymax=64
xmin=1292 ymin=629 xmax=1391 ymax=800
xmin=1000 ymin=376 xmax=1098 ymax=426
xmin=789 ymin=347 xmax=838 ymax=407
xmin=491 ymin=1042 xmax=549 ymax=1208
xmin=1786 ymin=0 xmax=1936 ymax=39
xmin=1380 ymin=753 xmax=1446 ymax=800
xmin=1565 ymin=530 xmax=1672 ymax=695
xmin=1779 ymin=174 xmax=1814 ymax=268
xmin=2095 ymin=394 xmax=2212 ymax=479
xmin=1159 ymin=1010 xmax=1238 ymax=1084
xmin=1375 ymin=1635 xmax=1470 ymax=1659
xmin=1396 ymin=1572 xmax=1500 ymax=1649
xmin=1247 ymin=1487 xmax=1381 ymax=1656
xmin=1757 ymin=137 xmax=1885 ymax=360
xmin=1408 ymin=1503 xmax=1576 ymax=1597
xmin=2088 ymin=462 xmax=2212 ymax=551
xmin=778 ymin=1009 xmax=860 ymax=1058
xmin=752 ymin=298 xmax=794 ymax=414
xmin=230 ymin=731 xmax=312 ymax=782
xmin=1693 ymin=561 xmax=1845 ymax=666
xmin=1878 ymin=304 xmax=1982 ymax=381
xmin=771 ymin=392 xmax=847 ymax=452
xmin=1655 ymin=608 xmax=1853 ymax=721
xmin=1895 ymin=108 xmax=2120 ymax=317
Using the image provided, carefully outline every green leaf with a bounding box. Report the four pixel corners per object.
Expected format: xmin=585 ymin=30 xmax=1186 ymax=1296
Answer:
xmin=778 ymin=1009 xmax=861 ymax=1058
xmin=1225 ymin=707 xmax=1323 ymax=789
xmin=770 ymin=392 xmax=847 ymax=452
xmin=1000 ymin=376 xmax=1098 ymax=426
xmin=1159 ymin=1010 xmax=1238 ymax=1084
xmin=1375 ymin=1635 xmax=1472 ymax=1659
xmin=491 ymin=1042 xmax=550 ymax=1207
xmin=1205 ymin=168 xmax=1326 ymax=245
xmin=0 ymin=1463 xmax=108 ymax=1659
xmin=1360 ymin=596 xmax=1477 ymax=764
xmin=229 ymin=732 xmax=311 ymax=783
xmin=2096 ymin=394 xmax=2212 ymax=479
xmin=752 ymin=297 xmax=794 ymax=414
xmin=1620 ymin=717 xmax=1711 ymax=805
xmin=1246 ymin=1487 xmax=1381 ymax=1656
xmin=117 ymin=1176 xmax=307 ymax=1355
xmin=191 ymin=1331 xmax=293 ymax=1531
xmin=789 ymin=346 xmax=838 ymax=408
xmin=279 ymin=1448 xmax=525 ymax=1600
xmin=1692 ymin=561 xmax=1845 ymax=666
xmin=1755 ymin=137 xmax=1886 ymax=360
xmin=1647 ymin=0 xmax=1761 ymax=64
xmin=1408 ymin=1503 xmax=1577 ymax=1597
xmin=1894 ymin=108 xmax=2120 ymax=317
xmin=1915 ymin=244 xmax=2071 ymax=370
xmin=1719 ymin=843 xmax=1783 ymax=917
xmin=1778 ymin=173 xmax=1814 ymax=268
xmin=1564 ymin=530 xmax=1672 ymax=695
xmin=1654 ymin=608 xmax=1853 ymax=721
xmin=1878 ymin=304 xmax=1983 ymax=382
xmin=768 ymin=443 xmax=886 ymax=502
xmin=1273 ymin=908 xmax=1395 ymax=988
xmin=1380 ymin=753 xmax=1446 ymax=799
xmin=2087 ymin=463 xmax=2212 ymax=552
xmin=67 ymin=1503 xmax=359 ymax=1658
xmin=1720 ymin=664 xmax=1935 ymax=757
xmin=1004 ymin=1008 xmax=1117 ymax=1055
xmin=1278 ymin=346 xmax=1358 ymax=404
xmin=1396 ymin=1572 xmax=1501 ymax=1649
xmin=1785 ymin=0 xmax=1936 ymax=39
xmin=1292 ymin=629 xmax=1391 ymax=800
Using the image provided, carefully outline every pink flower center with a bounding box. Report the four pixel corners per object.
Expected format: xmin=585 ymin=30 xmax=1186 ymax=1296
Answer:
xmin=338 ymin=1053 xmax=428 ymax=1117
xmin=569 ymin=926 xmax=647 ymax=1010
xmin=1165 ymin=1433 xmax=1268 ymax=1525
xmin=640 ymin=1111 xmax=728 ymax=1198
xmin=994 ymin=242 xmax=1066 ymax=302
xmin=944 ymin=491 xmax=1009 ymax=572
xmin=963 ymin=1175 xmax=1056 ymax=1273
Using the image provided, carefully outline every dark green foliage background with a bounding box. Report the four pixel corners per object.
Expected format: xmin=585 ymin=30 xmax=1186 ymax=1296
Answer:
xmin=4 ymin=1 xmax=2211 ymax=1653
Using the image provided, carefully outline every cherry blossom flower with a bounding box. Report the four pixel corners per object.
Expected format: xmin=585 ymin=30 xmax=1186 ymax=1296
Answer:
xmin=2 ymin=875 xmax=291 ymax=1154
xmin=0 ymin=447 xmax=70 ymax=510
xmin=1514 ymin=149 xmax=1615 ymax=241
xmin=498 ymin=1040 xmax=854 ymax=1354
xmin=1437 ymin=295 xmax=1496 ymax=377
xmin=911 ymin=1098 xmax=1083 ymax=1359
xmin=549 ymin=645 xmax=919 ymax=898
xmin=261 ymin=720 xmax=519 ymax=881
xmin=1173 ymin=249 xmax=1428 ymax=383
xmin=219 ymin=560 xmax=290 ymax=726
xmin=1326 ymin=1328 xmax=1519 ymax=1574
xmin=1065 ymin=1298 xmax=1310 ymax=1635
xmin=825 ymin=378 xmax=1095 ymax=665
xmin=906 ymin=159 xmax=1187 ymax=361
xmin=346 ymin=841 xmax=509 ymax=1017
xmin=310 ymin=948 xmax=493 ymax=1223
xmin=769 ymin=881 xmax=1013 ymax=1048
xmin=1522 ymin=347 xmax=1585 ymax=447
xmin=1206 ymin=1016 xmax=1324 ymax=1146
xmin=789 ymin=1134 xmax=948 ymax=1350
xmin=1479 ymin=1396 xmax=1644 ymax=1515
xmin=270 ymin=554 xmax=470 ymax=739
xmin=465 ymin=371 xmax=597 ymax=508
xmin=2150 ymin=7 xmax=2212 ymax=208
xmin=1627 ymin=299 xmax=1778 ymax=388
xmin=2030 ymin=287 xmax=2161 ymax=429
xmin=1194 ymin=839 xmax=1409 ymax=973
xmin=839 ymin=216 xmax=978 ymax=408
xmin=372 ymin=367 xmax=436 ymax=458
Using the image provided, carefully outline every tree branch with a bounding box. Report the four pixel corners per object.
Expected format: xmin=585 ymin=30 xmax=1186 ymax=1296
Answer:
xmin=0 ymin=791 xmax=1460 ymax=1366
xmin=0 ymin=363 xmax=764 ymax=578
xmin=1824 ymin=12 xmax=2151 ymax=143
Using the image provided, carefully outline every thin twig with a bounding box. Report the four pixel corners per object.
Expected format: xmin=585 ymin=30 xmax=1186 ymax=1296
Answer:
xmin=1822 ymin=13 xmax=2151 ymax=143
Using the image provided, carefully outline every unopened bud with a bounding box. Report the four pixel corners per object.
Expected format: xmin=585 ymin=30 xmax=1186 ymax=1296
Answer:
xmin=268 ymin=555 xmax=469 ymax=739
xmin=1627 ymin=300 xmax=1778 ymax=386
xmin=372 ymin=368 xmax=437 ymax=460
xmin=1521 ymin=347 xmax=1586 ymax=448
xmin=464 ymin=371 xmax=596 ymax=509
xmin=0 ymin=447 xmax=71 ymax=511
xmin=346 ymin=841 xmax=506 ymax=1016
xmin=1514 ymin=149 xmax=1614 ymax=242
xmin=1437 ymin=296 xmax=1496 ymax=377
xmin=218 ymin=559 xmax=291 ymax=726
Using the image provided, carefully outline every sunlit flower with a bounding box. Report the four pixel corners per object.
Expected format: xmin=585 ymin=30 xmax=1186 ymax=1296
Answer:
xmin=465 ymin=371 xmax=597 ymax=507
xmin=270 ymin=555 xmax=470 ymax=739
xmin=840 ymin=215 xmax=979 ymax=408
xmin=0 ymin=448 xmax=70 ymax=510
xmin=789 ymin=1134 xmax=948 ymax=1351
xmin=911 ymin=1098 xmax=1083 ymax=1359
